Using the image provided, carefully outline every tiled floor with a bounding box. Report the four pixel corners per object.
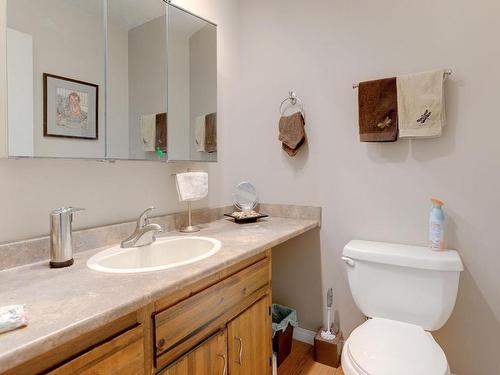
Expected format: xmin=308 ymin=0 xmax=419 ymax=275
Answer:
xmin=278 ymin=340 xmax=344 ymax=375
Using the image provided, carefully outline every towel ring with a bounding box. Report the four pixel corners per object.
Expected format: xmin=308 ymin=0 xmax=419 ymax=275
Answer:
xmin=279 ymin=91 xmax=304 ymax=116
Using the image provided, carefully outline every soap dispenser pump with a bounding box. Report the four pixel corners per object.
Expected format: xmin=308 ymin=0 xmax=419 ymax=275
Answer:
xmin=50 ymin=207 xmax=84 ymax=268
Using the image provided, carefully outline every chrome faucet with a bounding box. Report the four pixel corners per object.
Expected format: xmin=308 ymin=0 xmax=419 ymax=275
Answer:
xmin=121 ymin=207 xmax=163 ymax=248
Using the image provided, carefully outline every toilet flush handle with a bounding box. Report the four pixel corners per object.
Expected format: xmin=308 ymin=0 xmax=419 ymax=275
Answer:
xmin=341 ymin=256 xmax=355 ymax=267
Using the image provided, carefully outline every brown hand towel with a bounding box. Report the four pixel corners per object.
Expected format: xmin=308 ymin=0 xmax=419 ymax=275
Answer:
xmin=358 ymin=77 xmax=398 ymax=142
xmin=155 ymin=113 xmax=167 ymax=152
xmin=279 ymin=112 xmax=306 ymax=156
xmin=282 ymin=136 xmax=305 ymax=157
xmin=205 ymin=112 xmax=217 ymax=153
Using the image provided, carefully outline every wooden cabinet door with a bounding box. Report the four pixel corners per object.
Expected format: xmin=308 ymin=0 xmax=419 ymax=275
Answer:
xmin=48 ymin=325 xmax=144 ymax=375
xmin=227 ymin=296 xmax=272 ymax=375
xmin=162 ymin=330 xmax=227 ymax=375
xmin=155 ymin=258 xmax=270 ymax=369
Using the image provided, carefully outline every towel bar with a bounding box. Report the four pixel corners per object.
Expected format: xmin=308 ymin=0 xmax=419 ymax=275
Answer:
xmin=352 ymin=70 xmax=452 ymax=89
xmin=279 ymin=91 xmax=305 ymax=116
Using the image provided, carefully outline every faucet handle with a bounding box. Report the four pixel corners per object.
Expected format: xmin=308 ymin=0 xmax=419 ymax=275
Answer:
xmin=138 ymin=206 xmax=155 ymax=227
xmin=51 ymin=207 xmax=85 ymax=215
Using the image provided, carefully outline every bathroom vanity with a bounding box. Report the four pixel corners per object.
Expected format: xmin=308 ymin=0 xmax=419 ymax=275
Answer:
xmin=0 ymin=209 xmax=320 ymax=374
xmin=4 ymin=251 xmax=272 ymax=374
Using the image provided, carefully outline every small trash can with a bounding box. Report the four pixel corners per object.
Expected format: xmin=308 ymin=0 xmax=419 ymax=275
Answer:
xmin=272 ymin=304 xmax=298 ymax=367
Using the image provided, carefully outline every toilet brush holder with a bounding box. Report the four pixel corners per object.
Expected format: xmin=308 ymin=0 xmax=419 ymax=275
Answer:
xmin=314 ymin=329 xmax=342 ymax=368
xmin=180 ymin=201 xmax=200 ymax=233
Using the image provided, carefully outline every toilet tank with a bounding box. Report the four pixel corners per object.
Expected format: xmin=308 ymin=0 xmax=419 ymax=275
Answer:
xmin=342 ymin=240 xmax=463 ymax=331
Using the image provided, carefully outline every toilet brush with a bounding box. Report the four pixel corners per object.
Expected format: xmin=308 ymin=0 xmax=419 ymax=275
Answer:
xmin=321 ymin=288 xmax=336 ymax=341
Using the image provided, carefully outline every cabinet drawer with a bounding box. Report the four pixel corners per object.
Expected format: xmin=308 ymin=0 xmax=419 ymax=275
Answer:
xmin=47 ymin=325 xmax=144 ymax=375
xmin=154 ymin=257 xmax=270 ymax=369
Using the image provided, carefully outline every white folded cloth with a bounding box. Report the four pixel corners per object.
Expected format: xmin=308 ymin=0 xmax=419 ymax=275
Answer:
xmin=141 ymin=114 xmax=156 ymax=152
xmin=175 ymin=172 xmax=208 ymax=202
xmin=195 ymin=115 xmax=206 ymax=152
xmin=0 ymin=305 xmax=28 ymax=334
xmin=397 ymin=69 xmax=446 ymax=138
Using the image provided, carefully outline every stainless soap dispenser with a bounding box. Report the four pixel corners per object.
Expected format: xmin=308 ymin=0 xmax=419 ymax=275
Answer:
xmin=50 ymin=207 xmax=84 ymax=268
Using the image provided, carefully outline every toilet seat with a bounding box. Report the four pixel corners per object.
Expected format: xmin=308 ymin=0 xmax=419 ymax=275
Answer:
xmin=342 ymin=318 xmax=450 ymax=375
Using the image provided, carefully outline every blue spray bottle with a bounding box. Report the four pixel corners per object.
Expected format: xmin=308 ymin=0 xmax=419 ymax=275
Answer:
xmin=429 ymin=198 xmax=445 ymax=251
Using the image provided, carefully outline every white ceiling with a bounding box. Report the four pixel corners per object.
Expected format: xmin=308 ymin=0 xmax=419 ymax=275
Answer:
xmin=108 ymin=0 xmax=166 ymax=31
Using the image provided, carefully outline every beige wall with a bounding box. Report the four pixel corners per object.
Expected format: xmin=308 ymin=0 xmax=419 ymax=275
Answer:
xmin=231 ymin=0 xmax=500 ymax=374
xmin=0 ymin=0 xmax=240 ymax=243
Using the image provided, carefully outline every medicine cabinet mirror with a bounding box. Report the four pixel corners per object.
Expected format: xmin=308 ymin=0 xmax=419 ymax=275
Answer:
xmin=3 ymin=0 xmax=217 ymax=162
xmin=166 ymin=5 xmax=217 ymax=162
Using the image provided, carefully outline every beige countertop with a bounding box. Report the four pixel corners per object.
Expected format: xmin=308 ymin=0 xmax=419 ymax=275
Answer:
xmin=0 ymin=216 xmax=319 ymax=372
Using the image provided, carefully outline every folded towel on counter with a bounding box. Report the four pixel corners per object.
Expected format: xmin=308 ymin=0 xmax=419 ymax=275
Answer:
xmin=205 ymin=113 xmax=217 ymax=153
xmin=279 ymin=112 xmax=306 ymax=157
xmin=175 ymin=172 xmax=208 ymax=202
xmin=155 ymin=113 xmax=167 ymax=152
xmin=0 ymin=305 xmax=28 ymax=334
xmin=195 ymin=116 xmax=206 ymax=152
xmin=358 ymin=77 xmax=398 ymax=142
xmin=141 ymin=114 xmax=156 ymax=152
xmin=397 ymin=69 xmax=446 ymax=138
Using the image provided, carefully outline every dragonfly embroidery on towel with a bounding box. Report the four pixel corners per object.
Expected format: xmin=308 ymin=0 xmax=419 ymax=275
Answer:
xmin=417 ymin=109 xmax=431 ymax=125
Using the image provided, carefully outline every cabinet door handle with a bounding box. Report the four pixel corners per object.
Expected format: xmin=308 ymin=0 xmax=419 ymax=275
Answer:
xmin=218 ymin=353 xmax=227 ymax=375
xmin=234 ymin=337 xmax=243 ymax=364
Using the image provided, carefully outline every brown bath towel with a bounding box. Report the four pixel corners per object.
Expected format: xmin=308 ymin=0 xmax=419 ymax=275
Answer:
xmin=358 ymin=77 xmax=398 ymax=142
xmin=205 ymin=112 xmax=217 ymax=153
xmin=279 ymin=112 xmax=306 ymax=156
xmin=155 ymin=112 xmax=167 ymax=152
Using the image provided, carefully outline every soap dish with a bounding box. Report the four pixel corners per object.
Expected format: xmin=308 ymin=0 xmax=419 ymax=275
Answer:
xmin=224 ymin=212 xmax=269 ymax=224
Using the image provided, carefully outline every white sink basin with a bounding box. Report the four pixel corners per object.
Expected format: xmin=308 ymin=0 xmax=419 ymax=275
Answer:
xmin=87 ymin=236 xmax=221 ymax=274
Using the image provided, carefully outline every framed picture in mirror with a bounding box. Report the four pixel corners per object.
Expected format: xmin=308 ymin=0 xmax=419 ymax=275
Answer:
xmin=43 ymin=73 xmax=99 ymax=140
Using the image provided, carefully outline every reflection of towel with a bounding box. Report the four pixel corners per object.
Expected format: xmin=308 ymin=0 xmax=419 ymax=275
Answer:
xmin=155 ymin=113 xmax=167 ymax=152
xmin=358 ymin=77 xmax=398 ymax=142
xmin=141 ymin=114 xmax=156 ymax=152
xmin=195 ymin=116 xmax=206 ymax=152
xmin=175 ymin=172 xmax=208 ymax=202
xmin=205 ymin=113 xmax=217 ymax=153
xmin=279 ymin=112 xmax=306 ymax=156
xmin=397 ymin=70 xmax=446 ymax=138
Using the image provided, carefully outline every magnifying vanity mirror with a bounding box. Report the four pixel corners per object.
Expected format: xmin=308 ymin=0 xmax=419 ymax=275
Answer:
xmin=233 ymin=182 xmax=258 ymax=211
xmin=2 ymin=0 xmax=217 ymax=162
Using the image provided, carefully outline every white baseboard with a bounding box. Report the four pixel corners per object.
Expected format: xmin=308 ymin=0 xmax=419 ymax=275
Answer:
xmin=292 ymin=327 xmax=316 ymax=345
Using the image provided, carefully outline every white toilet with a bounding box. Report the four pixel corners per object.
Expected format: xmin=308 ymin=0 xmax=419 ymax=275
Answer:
xmin=341 ymin=240 xmax=463 ymax=375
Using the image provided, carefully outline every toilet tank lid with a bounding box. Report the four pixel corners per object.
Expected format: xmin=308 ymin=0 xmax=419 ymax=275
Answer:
xmin=343 ymin=240 xmax=464 ymax=271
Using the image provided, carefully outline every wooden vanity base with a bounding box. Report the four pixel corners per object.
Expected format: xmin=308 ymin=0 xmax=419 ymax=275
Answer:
xmin=3 ymin=250 xmax=273 ymax=375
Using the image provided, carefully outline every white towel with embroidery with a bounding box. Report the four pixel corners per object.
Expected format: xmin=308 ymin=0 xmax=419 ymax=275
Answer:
xmin=175 ymin=172 xmax=208 ymax=202
xmin=141 ymin=114 xmax=156 ymax=152
xmin=397 ymin=70 xmax=446 ymax=138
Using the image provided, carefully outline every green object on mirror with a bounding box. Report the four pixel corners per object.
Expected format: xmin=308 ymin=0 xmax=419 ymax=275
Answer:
xmin=156 ymin=148 xmax=166 ymax=158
